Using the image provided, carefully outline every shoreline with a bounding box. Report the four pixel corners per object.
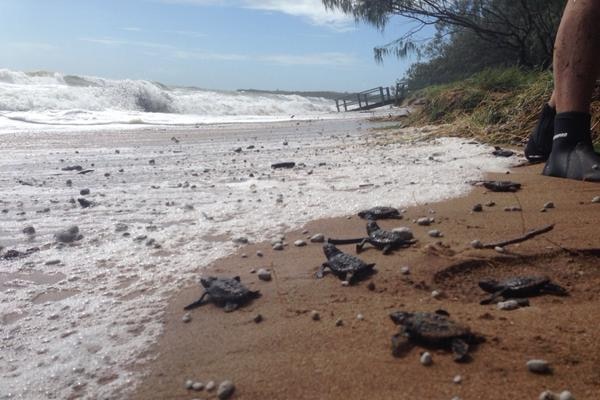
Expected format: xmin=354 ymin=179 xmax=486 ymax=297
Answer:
xmin=133 ymin=163 xmax=600 ymax=400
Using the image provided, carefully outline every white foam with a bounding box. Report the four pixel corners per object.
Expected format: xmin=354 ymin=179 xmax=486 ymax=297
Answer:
xmin=0 ymin=69 xmax=338 ymax=134
xmin=0 ymin=108 xmax=515 ymax=400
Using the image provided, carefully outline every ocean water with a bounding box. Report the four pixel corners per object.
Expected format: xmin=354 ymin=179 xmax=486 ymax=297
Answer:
xmin=0 ymin=69 xmax=338 ymax=134
xmin=0 ymin=70 xmax=516 ymax=399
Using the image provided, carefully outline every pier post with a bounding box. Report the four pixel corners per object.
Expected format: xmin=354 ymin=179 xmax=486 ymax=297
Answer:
xmin=379 ymin=87 xmax=385 ymax=106
xmin=357 ymin=94 xmax=362 ymax=109
xmin=386 ymin=87 xmax=391 ymax=102
xmin=364 ymin=93 xmax=368 ymax=107
xmin=335 ymin=99 xmax=340 ymax=112
xmin=343 ymin=99 xmax=347 ymax=112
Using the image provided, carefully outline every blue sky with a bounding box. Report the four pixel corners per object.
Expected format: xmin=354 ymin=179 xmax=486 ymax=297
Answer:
xmin=1 ymin=0 xmax=428 ymax=91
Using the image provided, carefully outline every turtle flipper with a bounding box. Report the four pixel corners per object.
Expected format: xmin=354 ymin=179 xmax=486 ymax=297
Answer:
xmin=183 ymin=292 xmax=208 ymax=310
xmin=382 ymin=244 xmax=392 ymax=255
xmin=224 ymin=302 xmax=239 ymax=312
xmin=542 ymin=282 xmax=568 ymax=296
xmin=316 ymin=263 xmax=328 ymax=279
xmin=480 ymin=290 xmax=504 ymax=305
xmin=451 ymin=338 xmax=469 ymax=362
xmin=391 ymin=329 xmax=413 ymax=357
xmin=355 ymin=238 xmax=368 ymax=253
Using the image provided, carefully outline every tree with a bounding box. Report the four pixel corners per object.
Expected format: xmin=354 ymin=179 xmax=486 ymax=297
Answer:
xmin=322 ymin=0 xmax=563 ymax=69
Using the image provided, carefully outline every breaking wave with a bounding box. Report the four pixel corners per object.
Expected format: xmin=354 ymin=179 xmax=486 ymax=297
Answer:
xmin=0 ymin=69 xmax=337 ymax=131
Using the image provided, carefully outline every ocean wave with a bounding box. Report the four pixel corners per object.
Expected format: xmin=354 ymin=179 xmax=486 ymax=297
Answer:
xmin=0 ymin=69 xmax=336 ymax=118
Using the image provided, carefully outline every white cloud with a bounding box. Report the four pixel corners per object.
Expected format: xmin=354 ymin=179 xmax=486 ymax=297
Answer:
xmin=79 ymin=37 xmax=176 ymax=50
xmin=156 ymin=0 xmax=354 ymax=31
xmin=260 ymin=52 xmax=356 ymax=66
xmin=243 ymin=0 xmax=354 ymax=31
xmin=8 ymin=42 xmax=57 ymax=51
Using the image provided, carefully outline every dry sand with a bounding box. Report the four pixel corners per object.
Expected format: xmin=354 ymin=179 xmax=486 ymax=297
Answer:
xmin=134 ymin=163 xmax=600 ymax=400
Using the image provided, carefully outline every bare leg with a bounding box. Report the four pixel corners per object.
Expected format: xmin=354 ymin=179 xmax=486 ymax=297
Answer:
xmin=543 ymin=0 xmax=600 ymax=181
xmin=553 ymin=0 xmax=600 ymax=113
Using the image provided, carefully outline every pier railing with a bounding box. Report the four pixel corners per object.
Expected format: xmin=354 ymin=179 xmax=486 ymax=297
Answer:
xmin=335 ymin=82 xmax=407 ymax=112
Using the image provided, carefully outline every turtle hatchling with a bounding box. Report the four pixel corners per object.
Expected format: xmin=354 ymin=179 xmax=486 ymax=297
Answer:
xmin=328 ymin=221 xmax=415 ymax=255
xmin=357 ymin=206 xmax=402 ymax=220
xmin=389 ymin=310 xmax=482 ymax=362
xmin=479 ymin=276 xmax=568 ymax=305
xmin=482 ymin=180 xmax=521 ymax=192
xmin=316 ymin=243 xmax=375 ymax=284
xmin=184 ymin=276 xmax=260 ymax=312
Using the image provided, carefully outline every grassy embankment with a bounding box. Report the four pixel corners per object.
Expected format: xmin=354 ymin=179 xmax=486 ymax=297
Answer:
xmin=381 ymin=67 xmax=600 ymax=149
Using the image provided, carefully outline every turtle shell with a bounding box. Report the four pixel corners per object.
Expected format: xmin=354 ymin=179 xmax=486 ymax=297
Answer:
xmin=390 ymin=311 xmax=471 ymax=341
xmin=358 ymin=206 xmax=401 ymax=220
xmin=367 ymin=221 xmax=413 ymax=245
xmin=323 ymin=243 xmax=373 ymax=274
xmin=479 ymin=276 xmax=550 ymax=294
xmin=202 ymin=276 xmax=256 ymax=304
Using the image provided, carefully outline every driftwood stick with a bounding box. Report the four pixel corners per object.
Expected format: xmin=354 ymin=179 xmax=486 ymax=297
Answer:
xmin=482 ymin=224 xmax=555 ymax=249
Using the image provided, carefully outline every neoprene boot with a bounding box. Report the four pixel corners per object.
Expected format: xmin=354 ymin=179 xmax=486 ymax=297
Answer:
xmin=524 ymin=103 xmax=555 ymax=162
xmin=542 ymin=112 xmax=600 ymax=181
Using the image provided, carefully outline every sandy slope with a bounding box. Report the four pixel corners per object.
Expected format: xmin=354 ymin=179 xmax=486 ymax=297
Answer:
xmin=133 ymin=164 xmax=600 ymax=400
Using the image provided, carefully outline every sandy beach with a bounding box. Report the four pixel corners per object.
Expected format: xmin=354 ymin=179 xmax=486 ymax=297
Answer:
xmin=1 ymin=116 xmax=598 ymax=399
xmin=133 ymin=163 xmax=600 ymax=400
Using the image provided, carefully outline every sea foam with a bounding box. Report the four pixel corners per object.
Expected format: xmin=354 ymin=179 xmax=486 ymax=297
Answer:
xmin=0 ymin=69 xmax=337 ymax=133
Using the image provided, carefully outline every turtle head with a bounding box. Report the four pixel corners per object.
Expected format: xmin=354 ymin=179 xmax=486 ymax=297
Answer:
xmin=389 ymin=311 xmax=413 ymax=325
xmin=478 ymin=278 xmax=499 ymax=292
xmin=366 ymin=220 xmax=380 ymax=234
xmin=323 ymin=243 xmax=342 ymax=258
xmin=200 ymin=276 xmax=217 ymax=288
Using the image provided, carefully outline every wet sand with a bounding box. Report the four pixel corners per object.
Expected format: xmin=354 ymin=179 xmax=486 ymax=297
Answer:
xmin=133 ymin=164 xmax=600 ymax=400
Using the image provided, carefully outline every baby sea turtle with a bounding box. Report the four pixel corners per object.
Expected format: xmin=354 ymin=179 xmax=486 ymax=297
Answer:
xmin=479 ymin=276 xmax=568 ymax=305
xmin=316 ymin=243 xmax=375 ymax=284
xmin=184 ymin=276 xmax=260 ymax=312
xmin=389 ymin=311 xmax=480 ymax=362
xmin=482 ymin=180 xmax=521 ymax=192
xmin=328 ymin=221 xmax=415 ymax=255
xmin=357 ymin=206 xmax=402 ymax=220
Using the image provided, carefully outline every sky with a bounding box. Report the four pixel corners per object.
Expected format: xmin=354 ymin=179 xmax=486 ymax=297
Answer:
xmin=1 ymin=0 xmax=429 ymax=91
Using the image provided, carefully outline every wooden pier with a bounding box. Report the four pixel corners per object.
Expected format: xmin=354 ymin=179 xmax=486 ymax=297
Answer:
xmin=335 ymin=82 xmax=407 ymax=112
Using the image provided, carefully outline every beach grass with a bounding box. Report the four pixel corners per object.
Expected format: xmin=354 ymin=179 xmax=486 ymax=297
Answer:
xmin=388 ymin=67 xmax=600 ymax=147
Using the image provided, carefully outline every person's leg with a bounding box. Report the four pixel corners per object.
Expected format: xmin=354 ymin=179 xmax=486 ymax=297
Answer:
xmin=543 ymin=0 xmax=600 ymax=181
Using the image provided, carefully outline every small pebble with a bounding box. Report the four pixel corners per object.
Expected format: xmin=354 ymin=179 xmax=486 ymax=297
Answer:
xmin=420 ymin=352 xmax=433 ymax=366
xmin=272 ymin=243 xmax=284 ymax=251
xmin=539 ymin=390 xmax=559 ymax=400
xmin=592 ymin=196 xmax=600 ymax=204
xmin=294 ymin=239 xmax=306 ymax=247
xmin=80 ymin=188 xmax=90 ymax=195
xmin=453 ymin=375 xmax=462 ymax=384
xmin=431 ymin=290 xmax=443 ymax=299
xmin=233 ymin=237 xmax=248 ymax=244
xmin=205 ymin=381 xmax=216 ymax=391
xmin=253 ymin=314 xmax=263 ymax=323
xmin=217 ymin=380 xmax=235 ymax=399
xmin=23 ymin=226 xmax=36 ymax=235
xmin=400 ymin=266 xmax=410 ymax=275
xmin=182 ymin=313 xmax=192 ymax=323
xmin=257 ymin=268 xmax=272 ymax=281
xmin=527 ymin=359 xmax=552 ymax=374
xmin=391 ymin=227 xmax=414 ymax=241
xmin=472 ymin=203 xmax=483 ymax=212
xmin=543 ymin=201 xmax=555 ymax=209
xmin=341 ymin=280 xmax=350 ymax=287
xmin=451 ymin=397 xmax=462 ymax=400
xmin=559 ymin=390 xmax=574 ymax=400
xmin=310 ymin=233 xmax=325 ymax=243
xmin=240 ymin=253 xmax=247 ymax=258
xmin=356 ymin=313 xmax=364 ymax=321
xmin=55 ymin=226 xmax=81 ymax=243
xmin=185 ymin=379 xmax=194 ymax=390
xmin=471 ymin=240 xmax=483 ymax=249
xmin=428 ymin=229 xmax=443 ymax=238
xmin=416 ymin=217 xmax=432 ymax=226
xmin=497 ymin=300 xmax=520 ymax=310
xmin=310 ymin=310 xmax=320 ymax=321
xmin=256 ymin=250 xmax=263 ymax=257
xmin=367 ymin=282 xmax=375 ymax=291
xmin=335 ymin=318 xmax=344 ymax=326
xmin=485 ymin=201 xmax=496 ymax=207
xmin=192 ymin=382 xmax=204 ymax=391
xmin=494 ymin=246 xmax=506 ymax=253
